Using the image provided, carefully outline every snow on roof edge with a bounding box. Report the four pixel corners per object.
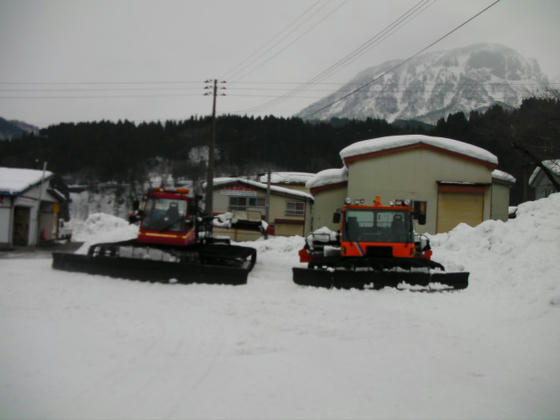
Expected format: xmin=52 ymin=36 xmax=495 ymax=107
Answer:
xmin=339 ymin=134 xmax=498 ymax=166
xmin=492 ymin=169 xmax=516 ymax=184
xmin=211 ymin=177 xmax=314 ymax=201
xmin=0 ymin=167 xmax=54 ymax=195
xmin=306 ymin=168 xmax=348 ymax=190
xmin=257 ymin=172 xmax=315 ymax=185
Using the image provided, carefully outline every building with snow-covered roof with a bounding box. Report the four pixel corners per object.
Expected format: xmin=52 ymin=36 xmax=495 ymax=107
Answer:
xmin=308 ymin=135 xmax=515 ymax=234
xmin=0 ymin=167 xmax=69 ymax=247
xmin=306 ymin=168 xmax=348 ymax=231
xmin=491 ymin=170 xmax=517 ymax=220
xmin=210 ymin=177 xmax=313 ymax=240
xmin=528 ymin=160 xmax=560 ymax=199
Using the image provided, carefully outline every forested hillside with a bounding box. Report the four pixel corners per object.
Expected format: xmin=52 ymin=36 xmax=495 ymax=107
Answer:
xmin=1 ymin=97 xmax=558 ymax=204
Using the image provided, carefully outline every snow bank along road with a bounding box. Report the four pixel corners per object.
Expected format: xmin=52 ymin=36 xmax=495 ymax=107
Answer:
xmin=1 ymin=195 xmax=560 ymax=419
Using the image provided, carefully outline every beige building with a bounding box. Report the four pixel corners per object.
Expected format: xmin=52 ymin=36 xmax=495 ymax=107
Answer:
xmin=306 ymin=168 xmax=348 ymax=231
xmin=211 ymin=177 xmax=313 ymax=241
xmin=308 ymin=135 xmax=515 ymax=234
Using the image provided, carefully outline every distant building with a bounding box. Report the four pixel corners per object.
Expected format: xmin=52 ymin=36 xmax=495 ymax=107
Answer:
xmin=210 ymin=177 xmax=313 ymax=241
xmin=0 ymin=167 xmax=69 ymax=247
xmin=307 ymin=135 xmax=516 ymax=234
xmin=529 ymin=160 xmax=560 ymax=199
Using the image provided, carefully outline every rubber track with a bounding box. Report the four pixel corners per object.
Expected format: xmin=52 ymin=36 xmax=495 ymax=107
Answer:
xmin=293 ymin=267 xmax=469 ymax=290
xmin=52 ymin=252 xmax=251 ymax=285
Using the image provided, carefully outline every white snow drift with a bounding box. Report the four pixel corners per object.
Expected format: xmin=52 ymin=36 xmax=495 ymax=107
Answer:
xmin=1 ymin=194 xmax=559 ymax=419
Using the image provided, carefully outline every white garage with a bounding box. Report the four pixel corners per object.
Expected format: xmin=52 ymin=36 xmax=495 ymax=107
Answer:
xmin=0 ymin=167 xmax=65 ymax=248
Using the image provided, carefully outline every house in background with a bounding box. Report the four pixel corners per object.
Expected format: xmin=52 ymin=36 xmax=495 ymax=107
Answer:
xmin=0 ymin=167 xmax=69 ymax=248
xmin=211 ymin=177 xmax=313 ymax=241
xmin=529 ymin=159 xmax=560 ymax=199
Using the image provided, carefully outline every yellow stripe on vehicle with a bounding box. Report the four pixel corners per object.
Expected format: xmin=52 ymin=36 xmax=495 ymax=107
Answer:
xmin=140 ymin=229 xmax=194 ymax=240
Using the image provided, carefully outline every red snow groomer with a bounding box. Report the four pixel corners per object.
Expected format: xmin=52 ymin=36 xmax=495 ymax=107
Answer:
xmin=52 ymin=187 xmax=257 ymax=285
xmin=293 ymin=197 xmax=468 ymax=290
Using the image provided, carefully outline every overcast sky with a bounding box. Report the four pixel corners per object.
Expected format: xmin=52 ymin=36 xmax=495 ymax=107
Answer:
xmin=0 ymin=0 xmax=559 ymax=127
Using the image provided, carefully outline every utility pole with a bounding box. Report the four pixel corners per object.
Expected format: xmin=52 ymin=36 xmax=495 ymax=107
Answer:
xmin=265 ymin=169 xmax=271 ymax=224
xmin=35 ymin=161 xmax=47 ymax=247
xmin=203 ymin=79 xmax=226 ymax=225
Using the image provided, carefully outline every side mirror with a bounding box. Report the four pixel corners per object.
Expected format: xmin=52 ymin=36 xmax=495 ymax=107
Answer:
xmin=332 ymin=212 xmax=341 ymax=224
xmin=413 ymin=201 xmax=427 ymax=225
xmin=132 ymin=200 xmax=139 ymax=210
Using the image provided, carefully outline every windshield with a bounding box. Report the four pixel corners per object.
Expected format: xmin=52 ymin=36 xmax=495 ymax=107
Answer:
xmin=142 ymin=197 xmax=188 ymax=232
xmin=343 ymin=209 xmax=412 ymax=243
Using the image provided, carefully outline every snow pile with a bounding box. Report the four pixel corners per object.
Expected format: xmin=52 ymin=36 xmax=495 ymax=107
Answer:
xmin=72 ymin=213 xmax=138 ymax=254
xmin=339 ymin=134 xmax=498 ymax=165
xmin=246 ymin=234 xmax=304 ymax=256
xmin=2 ymin=195 xmax=560 ymax=419
xmin=429 ymin=193 xmax=560 ymax=307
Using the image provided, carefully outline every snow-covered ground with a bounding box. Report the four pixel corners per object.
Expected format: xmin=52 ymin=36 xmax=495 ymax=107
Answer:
xmin=1 ymin=195 xmax=560 ymax=419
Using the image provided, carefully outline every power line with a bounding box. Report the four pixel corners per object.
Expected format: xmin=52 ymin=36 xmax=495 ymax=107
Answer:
xmin=304 ymin=0 xmax=503 ymax=118
xmin=0 ymin=80 xmax=203 ymax=85
xmin=226 ymin=0 xmax=348 ymax=82
xmin=304 ymin=0 xmax=434 ymax=86
xmin=2 ymin=82 xmax=548 ymax=101
xmin=232 ymin=0 xmax=435 ymax=114
xmin=0 ymin=94 xmax=205 ymax=100
xmin=221 ymin=0 xmax=326 ymax=81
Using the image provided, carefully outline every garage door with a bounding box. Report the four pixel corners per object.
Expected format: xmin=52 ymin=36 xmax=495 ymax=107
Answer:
xmin=274 ymin=220 xmax=304 ymax=237
xmin=437 ymin=191 xmax=484 ymax=233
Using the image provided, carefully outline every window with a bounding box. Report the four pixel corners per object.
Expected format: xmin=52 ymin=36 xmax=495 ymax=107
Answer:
xmin=343 ymin=209 xmax=412 ymax=243
xmin=142 ymin=198 xmax=188 ymax=232
xmin=229 ymin=197 xmax=247 ymax=210
xmin=229 ymin=197 xmax=265 ymax=211
xmin=286 ymin=201 xmax=305 ymax=217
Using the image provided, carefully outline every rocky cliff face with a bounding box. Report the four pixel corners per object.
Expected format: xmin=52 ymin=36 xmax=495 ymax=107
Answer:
xmin=297 ymin=44 xmax=550 ymax=124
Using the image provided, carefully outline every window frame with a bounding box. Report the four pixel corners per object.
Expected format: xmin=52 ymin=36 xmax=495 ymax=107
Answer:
xmin=285 ymin=201 xmax=305 ymax=217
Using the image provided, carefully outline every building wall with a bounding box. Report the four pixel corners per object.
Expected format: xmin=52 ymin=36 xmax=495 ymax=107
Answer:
xmin=310 ymin=186 xmax=347 ymax=231
xmin=491 ymin=182 xmax=511 ymax=221
xmin=0 ymin=197 xmax=12 ymax=246
xmin=12 ymin=184 xmax=58 ymax=246
xmin=271 ymin=184 xmax=309 ymax=193
xmin=269 ymin=194 xmax=307 ymax=236
xmin=346 ymin=148 xmax=493 ymax=233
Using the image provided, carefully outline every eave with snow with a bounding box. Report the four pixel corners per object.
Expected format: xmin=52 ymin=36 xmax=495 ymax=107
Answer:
xmin=339 ymin=134 xmax=498 ymax=169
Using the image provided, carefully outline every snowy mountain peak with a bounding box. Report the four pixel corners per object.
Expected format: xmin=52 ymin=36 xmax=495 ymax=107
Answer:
xmin=297 ymin=43 xmax=550 ymax=124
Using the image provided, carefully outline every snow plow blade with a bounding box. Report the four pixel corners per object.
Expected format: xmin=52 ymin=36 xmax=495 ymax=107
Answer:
xmin=292 ymin=267 xmax=468 ymax=290
xmin=52 ymin=252 xmax=251 ymax=285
